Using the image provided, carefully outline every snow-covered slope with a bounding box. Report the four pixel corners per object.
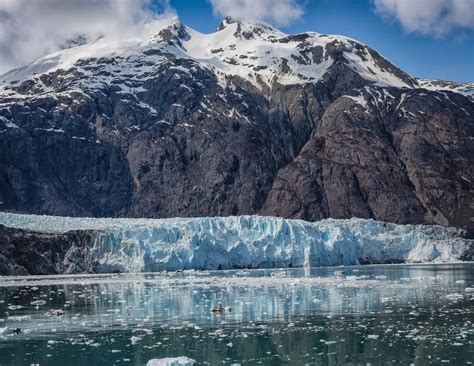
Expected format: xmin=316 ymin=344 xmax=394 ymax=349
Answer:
xmin=418 ymin=79 xmax=474 ymax=101
xmin=183 ymin=18 xmax=415 ymax=88
xmin=0 ymin=15 xmax=455 ymax=98
xmin=0 ymin=213 xmax=471 ymax=272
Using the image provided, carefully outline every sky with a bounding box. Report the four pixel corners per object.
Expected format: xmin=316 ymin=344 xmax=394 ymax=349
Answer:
xmin=0 ymin=0 xmax=472 ymax=82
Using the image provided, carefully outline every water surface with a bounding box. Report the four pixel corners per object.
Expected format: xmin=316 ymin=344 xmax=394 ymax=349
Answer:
xmin=0 ymin=263 xmax=473 ymax=365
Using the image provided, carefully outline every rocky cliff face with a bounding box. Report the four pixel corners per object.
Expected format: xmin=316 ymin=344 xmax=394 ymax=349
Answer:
xmin=0 ymin=225 xmax=101 ymax=275
xmin=0 ymin=17 xmax=473 ymax=227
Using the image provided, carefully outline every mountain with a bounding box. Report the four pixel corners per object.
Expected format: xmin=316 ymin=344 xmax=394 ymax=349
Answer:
xmin=0 ymin=16 xmax=473 ymax=227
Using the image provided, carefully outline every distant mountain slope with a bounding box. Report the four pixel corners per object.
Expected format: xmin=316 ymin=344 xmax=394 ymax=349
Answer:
xmin=0 ymin=17 xmax=473 ymax=227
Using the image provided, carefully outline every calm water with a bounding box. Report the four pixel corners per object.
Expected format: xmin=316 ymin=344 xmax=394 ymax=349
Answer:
xmin=0 ymin=264 xmax=473 ymax=365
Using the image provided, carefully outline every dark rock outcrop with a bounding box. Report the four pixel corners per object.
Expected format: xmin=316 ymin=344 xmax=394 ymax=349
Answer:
xmin=262 ymin=89 xmax=474 ymax=227
xmin=0 ymin=225 xmax=100 ymax=275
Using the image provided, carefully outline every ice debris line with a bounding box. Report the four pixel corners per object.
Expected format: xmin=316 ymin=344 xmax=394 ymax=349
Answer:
xmin=0 ymin=212 xmax=471 ymax=272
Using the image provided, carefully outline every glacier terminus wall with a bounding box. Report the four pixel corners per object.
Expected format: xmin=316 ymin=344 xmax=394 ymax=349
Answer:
xmin=0 ymin=213 xmax=472 ymax=275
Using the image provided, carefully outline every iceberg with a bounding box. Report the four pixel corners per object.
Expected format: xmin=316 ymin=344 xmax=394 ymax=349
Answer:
xmin=0 ymin=213 xmax=471 ymax=273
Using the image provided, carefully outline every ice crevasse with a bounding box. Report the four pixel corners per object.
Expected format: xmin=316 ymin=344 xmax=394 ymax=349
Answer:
xmin=0 ymin=213 xmax=471 ymax=272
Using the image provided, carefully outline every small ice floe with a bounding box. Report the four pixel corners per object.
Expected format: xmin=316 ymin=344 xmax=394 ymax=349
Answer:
xmin=333 ymin=270 xmax=346 ymax=278
xmin=130 ymin=336 xmax=142 ymax=345
xmin=31 ymin=300 xmax=47 ymax=306
xmin=464 ymin=287 xmax=474 ymax=293
xmin=445 ymin=293 xmax=463 ymax=301
xmin=46 ymin=309 xmax=64 ymax=317
xmin=8 ymin=305 xmax=23 ymax=310
xmin=367 ymin=334 xmax=379 ymax=339
xmin=0 ymin=327 xmax=7 ymax=335
xmin=8 ymin=315 xmax=31 ymax=322
xmin=147 ymin=357 xmax=196 ymax=366
xmin=454 ymin=280 xmax=465 ymax=285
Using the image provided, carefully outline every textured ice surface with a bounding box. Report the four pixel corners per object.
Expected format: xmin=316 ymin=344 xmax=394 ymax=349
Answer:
xmin=0 ymin=213 xmax=471 ymax=272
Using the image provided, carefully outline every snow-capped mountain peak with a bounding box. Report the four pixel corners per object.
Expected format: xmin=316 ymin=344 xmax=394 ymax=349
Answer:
xmin=0 ymin=16 xmax=472 ymax=99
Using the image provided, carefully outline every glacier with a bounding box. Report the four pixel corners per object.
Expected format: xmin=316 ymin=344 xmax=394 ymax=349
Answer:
xmin=0 ymin=212 xmax=471 ymax=273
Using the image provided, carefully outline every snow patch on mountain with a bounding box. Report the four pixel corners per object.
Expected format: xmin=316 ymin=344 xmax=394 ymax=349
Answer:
xmin=343 ymin=94 xmax=368 ymax=109
xmin=418 ymin=79 xmax=474 ymax=101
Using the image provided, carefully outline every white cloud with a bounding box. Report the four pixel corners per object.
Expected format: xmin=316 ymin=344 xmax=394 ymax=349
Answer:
xmin=209 ymin=0 xmax=304 ymax=26
xmin=0 ymin=0 xmax=173 ymax=75
xmin=373 ymin=0 xmax=474 ymax=37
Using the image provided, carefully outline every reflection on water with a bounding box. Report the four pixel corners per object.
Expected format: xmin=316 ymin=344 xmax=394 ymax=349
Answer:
xmin=0 ymin=264 xmax=473 ymax=365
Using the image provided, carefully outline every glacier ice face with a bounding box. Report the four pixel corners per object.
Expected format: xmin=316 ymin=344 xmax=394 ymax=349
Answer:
xmin=0 ymin=213 xmax=471 ymax=272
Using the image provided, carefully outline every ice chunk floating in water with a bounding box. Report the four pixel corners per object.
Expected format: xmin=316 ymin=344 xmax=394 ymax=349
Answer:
xmin=0 ymin=213 xmax=471 ymax=272
xmin=147 ymin=357 xmax=196 ymax=366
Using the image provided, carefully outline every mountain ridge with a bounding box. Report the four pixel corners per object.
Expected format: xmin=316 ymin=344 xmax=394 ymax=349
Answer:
xmin=2 ymin=16 xmax=472 ymax=95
